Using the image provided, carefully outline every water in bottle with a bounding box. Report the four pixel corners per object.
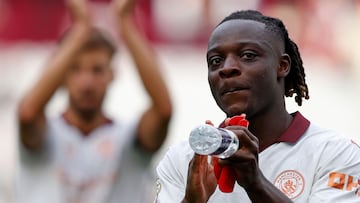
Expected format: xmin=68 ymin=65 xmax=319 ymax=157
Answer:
xmin=189 ymin=124 xmax=239 ymax=158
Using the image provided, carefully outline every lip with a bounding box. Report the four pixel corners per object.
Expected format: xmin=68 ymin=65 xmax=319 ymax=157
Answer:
xmin=224 ymin=87 xmax=245 ymax=94
xmin=220 ymin=83 xmax=249 ymax=96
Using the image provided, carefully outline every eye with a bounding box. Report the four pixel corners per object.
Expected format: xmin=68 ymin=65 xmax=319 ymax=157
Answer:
xmin=241 ymin=51 xmax=257 ymax=61
xmin=70 ymin=63 xmax=79 ymax=72
xmin=93 ymin=64 xmax=106 ymax=74
xmin=208 ymin=56 xmax=223 ymax=69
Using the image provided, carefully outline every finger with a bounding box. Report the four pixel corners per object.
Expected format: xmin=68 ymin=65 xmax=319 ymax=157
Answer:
xmin=220 ymin=151 xmax=255 ymax=163
xmin=242 ymin=128 xmax=258 ymax=143
xmin=226 ymin=126 xmax=258 ymax=143
xmin=237 ymin=130 xmax=258 ymax=153
xmin=205 ymin=120 xmax=214 ymax=126
xmin=224 ymin=118 xmax=231 ymax=126
xmin=190 ymin=154 xmax=208 ymax=172
xmin=221 ymin=127 xmax=259 ymax=156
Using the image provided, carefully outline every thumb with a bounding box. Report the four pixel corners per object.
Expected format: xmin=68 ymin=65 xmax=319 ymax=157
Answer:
xmin=224 ymin=118 xmax=231 ymax=127
xmin=205 ymin=120 xmax=214 ymax=126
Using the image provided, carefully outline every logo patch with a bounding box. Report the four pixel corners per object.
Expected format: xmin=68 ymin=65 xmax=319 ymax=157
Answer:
xmin=274 ymin=170 xmax=305 ymax=199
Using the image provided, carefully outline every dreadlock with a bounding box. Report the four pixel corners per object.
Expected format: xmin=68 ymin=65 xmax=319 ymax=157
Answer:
xmin=218 ymin=10 xmax=309 ymax=106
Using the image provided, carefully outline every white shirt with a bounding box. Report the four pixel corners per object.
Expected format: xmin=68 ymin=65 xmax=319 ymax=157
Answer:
xmin=155 ymin=112 xmax=360 ymax=202
xmin=16 ymin=115 xmax=155 ymax=203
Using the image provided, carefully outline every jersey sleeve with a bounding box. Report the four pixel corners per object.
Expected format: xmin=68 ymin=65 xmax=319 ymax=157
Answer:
xmin=16 ymin=117 xmax=61 ymax=203
xmin=154 ymin=141 xmax=194 ymax=203
xmin=308 ymin=136 xmax=360 ymax=203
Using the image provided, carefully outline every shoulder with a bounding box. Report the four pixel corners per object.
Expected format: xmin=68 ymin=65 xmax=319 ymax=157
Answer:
xmin=109 ymin=118 xmax=137 ymax=134
xmin=299 ymin=124 xmax=360 ymax=201
xmin=303 ymin=123 xmax=358 ymax=149
xmin=302 ymin=123 xmax=360 ymax=164
xmin=45 ymin=115 xmax=73 ymax=133
xmin=46 ymin=115 xmax=65 ymax=127
xmin=112 ymin=117 xmax=139 ymax=133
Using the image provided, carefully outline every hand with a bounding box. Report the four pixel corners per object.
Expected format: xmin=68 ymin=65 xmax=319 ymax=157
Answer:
xmin=183 ymin=154 xmax=217 ymax=203
xmin=66 ymin=0 xmax=90 ymax=24
xmin=112 ymin=0 xmax=136 ymax=18
xmin=183 ymin=120 xmax=217 ymax=203
xmin=218 ymin=126 xmax=262 ymax=189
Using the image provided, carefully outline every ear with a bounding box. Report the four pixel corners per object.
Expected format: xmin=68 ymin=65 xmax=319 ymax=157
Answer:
xmin=277 ymin=54 xmax=291 ymax=78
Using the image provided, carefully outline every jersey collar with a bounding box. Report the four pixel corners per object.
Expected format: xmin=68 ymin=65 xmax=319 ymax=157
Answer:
xmin=277 ymin=111 xmax=310 ymax=143
xmin=259 ymin=111 xmax=310 ymax=152
xmin=219 ymin=111 xmax=310 ymax=151
xmin=61 ymin=113 xmax=114 ymax=136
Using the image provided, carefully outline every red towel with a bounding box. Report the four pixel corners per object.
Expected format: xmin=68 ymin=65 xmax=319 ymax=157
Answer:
xmin=212 ymin=114 xmax=249 ymax=193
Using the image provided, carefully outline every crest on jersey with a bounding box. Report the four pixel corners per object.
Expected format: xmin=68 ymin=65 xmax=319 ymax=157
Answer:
xmin=274 ymin=170 xmax=305 ymax=199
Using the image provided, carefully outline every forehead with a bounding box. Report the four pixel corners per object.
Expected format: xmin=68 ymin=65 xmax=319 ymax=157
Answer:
xmin=69 ymin=48 xmax=113 ymax=73
xmin=208 ymin=19 xmax=281 ymax=52
xmin=79 ymin=46 xmax=113 ymax=57
xmin=76 ymin=47 xmax=112 ymax=62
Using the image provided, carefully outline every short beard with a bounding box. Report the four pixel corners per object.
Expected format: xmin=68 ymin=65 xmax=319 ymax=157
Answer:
xmin=76 ymin=108 xmax=99 ymax=122
xmin=69 ymin=101 xmax=101 ymax=123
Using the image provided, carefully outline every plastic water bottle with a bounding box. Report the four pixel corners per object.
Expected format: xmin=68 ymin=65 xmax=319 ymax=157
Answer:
xmin=189 ymin=124 xmax=239 ymax=158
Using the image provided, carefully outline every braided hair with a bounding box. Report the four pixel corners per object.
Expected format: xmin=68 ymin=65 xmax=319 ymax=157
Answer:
xmin=218 ymin=10 xmax=309 ymax=106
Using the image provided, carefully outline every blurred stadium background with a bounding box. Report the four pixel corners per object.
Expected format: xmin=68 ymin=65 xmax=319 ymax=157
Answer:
xmin=1 ymin=0 xmax=360 ymax=202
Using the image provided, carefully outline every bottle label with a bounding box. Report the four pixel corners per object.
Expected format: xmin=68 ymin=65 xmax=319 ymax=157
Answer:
xmin=210 ymin=128 xmax=232 ymax=156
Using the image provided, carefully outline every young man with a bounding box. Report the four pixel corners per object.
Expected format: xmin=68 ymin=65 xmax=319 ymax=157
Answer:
xmin=155 ymin=10 xmax=360 ymax=203
xmin=16 ymin=0 xmax=172 ymax=202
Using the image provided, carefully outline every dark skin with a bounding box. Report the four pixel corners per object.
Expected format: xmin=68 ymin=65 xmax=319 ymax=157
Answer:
xmin=182 ymin=19 xmax=294 ymax=203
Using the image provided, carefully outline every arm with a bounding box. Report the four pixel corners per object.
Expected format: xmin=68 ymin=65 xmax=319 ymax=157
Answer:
xmin=17 ymin=0 xmax=91 ymax=150
xmin=113 ymin=0 xmax=172 ymax=152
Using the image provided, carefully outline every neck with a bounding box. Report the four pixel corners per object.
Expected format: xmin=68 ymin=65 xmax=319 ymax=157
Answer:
xmin=63 ymin=107 xmax=110 ymax=135
xmin=248 ymin=107 xmax=293 ymax=150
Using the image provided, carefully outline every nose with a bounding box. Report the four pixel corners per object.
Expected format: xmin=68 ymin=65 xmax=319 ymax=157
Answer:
xmin=219 ymin=54 xmax=241 ymax=78
xmin=78 ymin=70 xmax=95 ymax=87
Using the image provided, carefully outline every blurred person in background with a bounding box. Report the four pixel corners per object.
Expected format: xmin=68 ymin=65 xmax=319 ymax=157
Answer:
xmin=16 ymin=0 xmax=172 ymax=202
xmin=155 ymin=9 xmax=360 ymax=203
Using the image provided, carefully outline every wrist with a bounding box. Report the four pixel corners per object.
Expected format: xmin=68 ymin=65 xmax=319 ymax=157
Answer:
xmin=243 ymin=173 xmax=266 ymax=194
